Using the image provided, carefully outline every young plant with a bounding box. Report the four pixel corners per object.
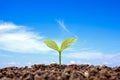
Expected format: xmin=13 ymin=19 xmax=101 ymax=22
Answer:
xmin=44 ymin=38 xmax=77 ymax=66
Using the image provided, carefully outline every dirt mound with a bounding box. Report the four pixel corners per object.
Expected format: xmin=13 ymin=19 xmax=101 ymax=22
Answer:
xmin=0 ymin=64 xmax=120 ymax=80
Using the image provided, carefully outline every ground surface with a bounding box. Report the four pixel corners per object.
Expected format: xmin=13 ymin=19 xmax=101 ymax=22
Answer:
xmin=0 ymin=64 xmax=120 ymax=80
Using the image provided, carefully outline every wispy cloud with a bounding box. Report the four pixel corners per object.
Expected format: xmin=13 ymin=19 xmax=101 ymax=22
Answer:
xmin=0 ymin=53 xmax=12 ymax=58
xmin=8 ymin=62 xmax=16 ymax=65
xmin=56 ymin=20 xmax=78 ymax=38
xmin=57 ymin=20 xmax=70 ymax=33
xmin=0 ymin=21 xmax=51 ymax=53
xmin=64 ymin=52 xmax=111 ymax=60
xmin=63 ymin=51 xmax=120 ymax=66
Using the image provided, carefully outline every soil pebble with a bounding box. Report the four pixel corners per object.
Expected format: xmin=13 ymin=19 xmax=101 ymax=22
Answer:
xmin=0 ymin=64 xmax=120 ymax=80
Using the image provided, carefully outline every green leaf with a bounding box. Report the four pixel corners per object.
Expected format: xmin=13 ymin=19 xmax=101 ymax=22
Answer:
xmin=44 ymin=40 xmax=59 ymax=51
xmin=60 ymin=38 xmax=77 ymax=51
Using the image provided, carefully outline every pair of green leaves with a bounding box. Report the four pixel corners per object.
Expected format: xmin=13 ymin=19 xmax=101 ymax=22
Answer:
xmin=44 ymin=38 xmax=77 ymax=53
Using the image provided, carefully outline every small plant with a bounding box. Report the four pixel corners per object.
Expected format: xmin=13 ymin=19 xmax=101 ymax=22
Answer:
xmin=44 ymin=38 xmax=77 ymax=66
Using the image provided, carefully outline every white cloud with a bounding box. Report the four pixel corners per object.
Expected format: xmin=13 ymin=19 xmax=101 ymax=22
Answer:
xmin=56 ymin=20 xmax=78 ymax=38
xmin=0 ymin=22 xmax=17 ymax=32
xmin=56 ymin=20 xmax=70 ymax=33
xmin=104 ymin=54 xmax=120 ymax=66
xmin=0 ymin=53 xmax=12 ymax=58
xmin=63 ymin=51 xmax=120 ymax=66
xmin=8 ymin=62 xmax=16 ymax=65
xmin=26 ymin=62 xmax=32 ymax=65
xmin=0 ymin=22 xmax=51 ymax=53
xmin=64 ymin=52 xmax=106 ymax=60
xmin=70 ymin=60 xmax=75 ymax=64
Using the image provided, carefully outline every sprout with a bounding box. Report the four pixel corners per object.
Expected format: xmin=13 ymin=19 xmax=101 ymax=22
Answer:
xmin=44 ymin=38 xmax=77 ymax=66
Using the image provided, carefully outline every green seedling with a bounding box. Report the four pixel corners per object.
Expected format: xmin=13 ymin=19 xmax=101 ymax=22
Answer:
xmin=44 ymin=38 xmax=77 ymax=66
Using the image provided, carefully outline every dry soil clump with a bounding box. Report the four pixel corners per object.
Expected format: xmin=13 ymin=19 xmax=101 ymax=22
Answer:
xmin=0 ymin=64 xmax=120 ymax=80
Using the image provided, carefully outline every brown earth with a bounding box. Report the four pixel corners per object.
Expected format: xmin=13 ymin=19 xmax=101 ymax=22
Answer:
xmin=0 ymin=64 xmax=120 ymax=80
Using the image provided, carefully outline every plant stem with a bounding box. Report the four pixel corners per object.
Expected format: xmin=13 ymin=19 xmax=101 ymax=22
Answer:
xmin=59 ymin=51 xmax=61 ymax=66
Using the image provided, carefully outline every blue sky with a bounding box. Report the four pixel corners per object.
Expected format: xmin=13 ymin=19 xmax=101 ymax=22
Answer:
xmin=0 ymin=0 xmax=120 ymax=68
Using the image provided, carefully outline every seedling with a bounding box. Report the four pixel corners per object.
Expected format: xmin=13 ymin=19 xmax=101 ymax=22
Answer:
xmin=44 ymin=38 xmax=77 ymax=66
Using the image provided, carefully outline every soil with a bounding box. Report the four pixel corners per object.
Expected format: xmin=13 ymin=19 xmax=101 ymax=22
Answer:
xmin=0 ymin=64 xmax=120 ymax=80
